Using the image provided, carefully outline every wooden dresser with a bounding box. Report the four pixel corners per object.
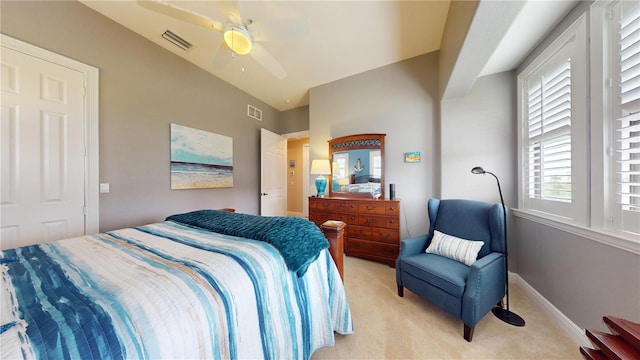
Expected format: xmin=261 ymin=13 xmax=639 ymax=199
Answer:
xmin=309 ymin=197 xmax=400 ymax=267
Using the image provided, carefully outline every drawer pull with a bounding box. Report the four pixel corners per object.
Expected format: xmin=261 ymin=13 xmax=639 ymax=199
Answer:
xmin=366 ymin=206 xmax=377 ymax=210
xmin=389 ymin=220 xmax=396 ymax=224
xmin=389 ymin=207 xmax=396 ymax=210
xmin=366 ymin=219 xmax=377 ymax=224
xmin=322 ymin=203 xmax=331 ymax=207
xmin=354 ymin=230 xmax=364 ymax=235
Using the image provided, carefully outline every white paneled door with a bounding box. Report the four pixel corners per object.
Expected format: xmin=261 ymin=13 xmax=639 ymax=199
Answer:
xmin=260 ymin=128 xmax=287 ymax=216
xmin=1 ymin=46 xmax=86 ymax=250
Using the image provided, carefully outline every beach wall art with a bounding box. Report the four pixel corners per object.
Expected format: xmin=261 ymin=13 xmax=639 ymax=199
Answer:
xmin=170 ymin=123 xmax=233 ymax=189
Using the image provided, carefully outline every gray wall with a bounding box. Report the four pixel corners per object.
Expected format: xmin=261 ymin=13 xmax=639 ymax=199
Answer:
xmin=514 ymin=217 xmax=640 ymax=332
xmin=309 ymin=53 xmax=439 ymax=239
xmin=440 ymin=71 xmax=518 ymax=269
xmin=1 ymin=1 xmax=284 ymax=231
xmin=281 ymin=106 xmax=310 ymax=135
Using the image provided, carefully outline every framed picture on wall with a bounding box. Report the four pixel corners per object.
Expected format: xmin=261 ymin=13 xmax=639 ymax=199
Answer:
xmin=170 ymin=123 xmax=234 ymax=189
xmin=404 ymin=152 xmax=421 ymax=163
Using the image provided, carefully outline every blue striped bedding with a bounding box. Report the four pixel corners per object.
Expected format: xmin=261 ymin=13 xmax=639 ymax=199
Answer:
xmin=0 ymin=220 xmax=353 ymax=359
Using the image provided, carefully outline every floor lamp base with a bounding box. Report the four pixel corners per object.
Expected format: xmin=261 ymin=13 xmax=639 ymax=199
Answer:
xmin=492 ymin=307 xmax=526 ymax=327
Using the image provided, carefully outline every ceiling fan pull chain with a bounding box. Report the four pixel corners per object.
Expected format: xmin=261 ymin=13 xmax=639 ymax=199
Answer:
xmin=231 ymin=28 xmax=235 ymax=57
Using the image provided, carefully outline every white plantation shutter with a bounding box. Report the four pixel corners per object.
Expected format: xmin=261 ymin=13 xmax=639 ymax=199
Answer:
xmin=617 ymin=112 xmax=640 ymax=211
xmin=519 ymin=14 xmax=587 ymax=224
xmin=612 ymin=2 xmax=640 ymax=234
xmin=526 ymin=60 xmax=572 ymax=203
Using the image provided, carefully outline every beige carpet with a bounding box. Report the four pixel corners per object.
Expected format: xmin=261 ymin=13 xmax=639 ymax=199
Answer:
xmin=312 ymin=256 xmax=581 ymax=359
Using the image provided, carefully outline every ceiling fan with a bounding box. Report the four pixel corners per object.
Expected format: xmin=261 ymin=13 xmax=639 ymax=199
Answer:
xmin=137 ymin=0 xmax=307 ymax=79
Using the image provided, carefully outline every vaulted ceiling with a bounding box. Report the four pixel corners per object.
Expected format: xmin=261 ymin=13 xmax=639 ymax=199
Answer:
xmin=80 ymin=1 xmax=577 ymax=111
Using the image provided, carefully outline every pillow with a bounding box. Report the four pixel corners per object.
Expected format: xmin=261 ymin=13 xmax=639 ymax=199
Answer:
xmin=425 ymin=230 xmax=484 ymax=266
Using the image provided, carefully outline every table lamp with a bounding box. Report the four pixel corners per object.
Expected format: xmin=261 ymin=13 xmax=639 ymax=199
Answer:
xmin=311 ymin=159 xmax=332 ymax=197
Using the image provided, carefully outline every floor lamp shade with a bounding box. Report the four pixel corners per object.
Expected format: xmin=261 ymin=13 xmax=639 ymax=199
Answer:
xmin=311 ymin=159 xmax=332 ymax=197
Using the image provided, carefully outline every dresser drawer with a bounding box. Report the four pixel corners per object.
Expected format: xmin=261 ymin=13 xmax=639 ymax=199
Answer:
xmin=357 ymin=201 xmax=386 ymax=215
xmin=349 ymin=225 xmax=371 ymax=240
xmin=371 ymin=228 xmax=399 ymax=244
xmin=385 ymin=202 xmax=400 ymax=216
xmin=314 ymin=199 xmax=347 ymax=212
xmin=311 ymin=210 xmax=350 ymax=225
xmin=329 ymin=212 xmax=351 ymax=222
xmin=385 ymin=216 xmax=400 ymax=229
xmin=347 ymin=201 xmax=360 ymax=213
xmin=347 ymin=239 xmax=399 ymax=259
xmin=355 ymin=214 xmax=385 ymax=228
xmin=308 ymin=211 xmax=327 ymax=226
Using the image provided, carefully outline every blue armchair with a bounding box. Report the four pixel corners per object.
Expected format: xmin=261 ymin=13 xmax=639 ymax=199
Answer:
xmin=395 ymin=198 xmax=506 ymax=341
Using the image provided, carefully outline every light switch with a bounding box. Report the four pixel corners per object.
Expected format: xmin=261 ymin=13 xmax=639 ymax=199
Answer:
xmin=99 ymin=183 xmax=110 ymax=193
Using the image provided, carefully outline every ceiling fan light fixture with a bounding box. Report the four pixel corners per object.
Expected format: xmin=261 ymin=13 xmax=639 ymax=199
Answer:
xmin=224 ymin=25 xmax=252 ymax=55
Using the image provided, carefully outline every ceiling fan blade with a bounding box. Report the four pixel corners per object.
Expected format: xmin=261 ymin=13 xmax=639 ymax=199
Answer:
xmin=249 ymin=43 xmax=287 ymax=79
xmin=250 ymin=19 xmax=310 ymax=42
xmin=216 ymin=0 xmax=242 ymax=25
xmin=137 ymin=0 xmax=224 ymax=32
xmin=211 ymin=41 xmax=232 ymax=71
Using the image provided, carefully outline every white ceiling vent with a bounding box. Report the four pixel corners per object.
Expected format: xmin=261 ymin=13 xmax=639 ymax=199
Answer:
xmin=162 ymin=29 xmax=193 ymax=51
xmin=247 ymin=104 xmax=263 ymax=121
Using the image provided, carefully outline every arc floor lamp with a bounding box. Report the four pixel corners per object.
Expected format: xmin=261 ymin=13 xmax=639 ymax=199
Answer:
xmin=471 ymin=166 xmax=526 ymax=327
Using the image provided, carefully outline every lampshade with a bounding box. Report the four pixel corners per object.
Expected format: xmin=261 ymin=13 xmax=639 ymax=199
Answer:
xmin=311 ymin=159 xmax=332 ymax=175
xmin=224 ymin=25 xmax=252 ymax=55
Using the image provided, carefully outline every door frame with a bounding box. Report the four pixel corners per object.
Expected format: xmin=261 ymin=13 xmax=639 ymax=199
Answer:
xmin=260 ymin=128 xmax=287 ymax=216
xmin=283 ymin=131 xmax=310 ymax=217
xmin=1 ymin=34 xmax=99 ymax=234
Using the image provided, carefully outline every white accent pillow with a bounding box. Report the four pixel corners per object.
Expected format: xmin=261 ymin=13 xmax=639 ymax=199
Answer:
xmin=425 ymin=230 xmax=484 ymax=266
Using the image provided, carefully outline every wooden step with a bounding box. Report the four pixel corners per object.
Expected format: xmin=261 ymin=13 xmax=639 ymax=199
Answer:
xmin=580 ymin=346 xmax=608 ymax=360
xmin=604 ymin=316 xmax=640 ymax=353
xmin=586 ymin=329 xmax=640 ymax=360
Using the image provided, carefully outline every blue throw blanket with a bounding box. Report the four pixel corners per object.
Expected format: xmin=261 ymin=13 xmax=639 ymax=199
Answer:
xmin=166 ymin=210 xmax=329 ymax=276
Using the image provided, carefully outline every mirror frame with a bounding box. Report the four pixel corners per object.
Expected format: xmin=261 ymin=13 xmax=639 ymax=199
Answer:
xmin=328 ymin=133 xmax=386 ymax=199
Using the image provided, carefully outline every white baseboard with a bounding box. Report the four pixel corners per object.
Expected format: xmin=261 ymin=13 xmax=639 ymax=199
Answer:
xmin=510 ymin=272 xmax=591 ymax=347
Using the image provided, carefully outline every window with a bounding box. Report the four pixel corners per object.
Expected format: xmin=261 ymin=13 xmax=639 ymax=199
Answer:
xmin=370 ymin=150 xmax=382 ymax=179
xmin=608 ymin=1 xmax=640 ymax=235
xmin=526 ymin=60 xmax=572 ymax=203
xmin=518 ymin=14 xmax=588 ymax=223
xmin=333 ymin=153 xmax=348 ymax=180
xmin=517 ymin=1 xmax=640 ymax=244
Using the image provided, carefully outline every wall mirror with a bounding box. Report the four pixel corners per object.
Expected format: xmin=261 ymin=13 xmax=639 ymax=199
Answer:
xmin=328 ymin=133 xmax=386 ymax=198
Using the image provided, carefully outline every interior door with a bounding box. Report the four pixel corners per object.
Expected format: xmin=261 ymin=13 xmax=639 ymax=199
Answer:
xmin=1 ymin=46 xmax=86 ymax=250
xmin=260 ymin=128 xmax=287 ymax=216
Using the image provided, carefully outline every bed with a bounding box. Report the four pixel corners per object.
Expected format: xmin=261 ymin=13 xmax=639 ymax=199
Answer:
xmin=0 ymin=210 xmax=353 ymax=359
xmin=342 ymin=175 xmax=381 ymax=194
